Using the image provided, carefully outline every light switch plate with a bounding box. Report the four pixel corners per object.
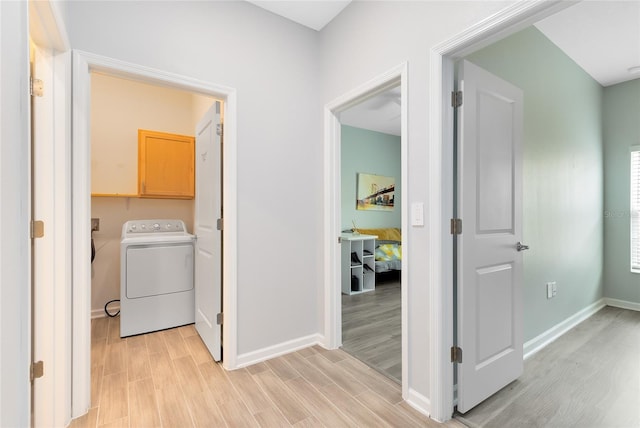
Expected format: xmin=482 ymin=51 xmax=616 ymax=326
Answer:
xmin=411 ymin=202 xmax=424 ymax=227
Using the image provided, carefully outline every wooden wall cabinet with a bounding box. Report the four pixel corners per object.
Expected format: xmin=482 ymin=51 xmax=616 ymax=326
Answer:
xmin=138 ymin=129 xmax=195 ymax=199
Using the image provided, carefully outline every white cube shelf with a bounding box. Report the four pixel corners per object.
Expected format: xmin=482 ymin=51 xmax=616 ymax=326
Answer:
xmin=341 ymin=233 xmax=377 ymax=295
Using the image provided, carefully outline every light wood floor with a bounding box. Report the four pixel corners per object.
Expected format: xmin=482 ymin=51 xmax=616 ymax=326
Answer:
xmin=342 ymin=279 xmax=401 ymax=383
xmin=457 ymin=306 xmax=640 ymax=428
xmin=69 ymin=315 xmax=463 ymax=428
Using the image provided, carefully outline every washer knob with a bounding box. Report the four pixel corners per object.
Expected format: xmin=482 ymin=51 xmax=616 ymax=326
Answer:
xmin=153 ymin=223 xmax=160 ymax=230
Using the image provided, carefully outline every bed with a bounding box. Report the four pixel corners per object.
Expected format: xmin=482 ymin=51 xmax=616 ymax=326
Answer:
xmin=354 ymin=228 xmax=402 ymax=274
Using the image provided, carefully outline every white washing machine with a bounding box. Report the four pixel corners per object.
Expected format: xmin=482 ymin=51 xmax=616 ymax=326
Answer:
xmin=120 ymin=219 xmax=195 ymax=337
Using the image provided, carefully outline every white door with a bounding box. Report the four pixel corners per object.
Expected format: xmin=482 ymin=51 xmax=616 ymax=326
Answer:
xmin=194 ymin=102 xmax=223 ymax=361
xmin=456 ymin=60 xmax=525 ymax=413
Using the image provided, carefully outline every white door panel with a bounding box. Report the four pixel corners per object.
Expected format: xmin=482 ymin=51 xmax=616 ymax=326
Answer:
xmin=194 ymin=102 xmax=222 ymax=361
xmin=457 ymin=60 xmax=524 ymax=413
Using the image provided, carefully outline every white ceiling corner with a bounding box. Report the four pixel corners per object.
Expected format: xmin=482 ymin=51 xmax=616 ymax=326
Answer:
xmin=245 ymin=0 xmax=351 ymax=31
xmin=535 ymin=1 xmax=640 ymax=87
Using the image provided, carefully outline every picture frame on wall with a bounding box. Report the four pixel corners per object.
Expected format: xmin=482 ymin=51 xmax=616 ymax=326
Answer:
xmin=356 ymin=173 xmax=395 ymax=211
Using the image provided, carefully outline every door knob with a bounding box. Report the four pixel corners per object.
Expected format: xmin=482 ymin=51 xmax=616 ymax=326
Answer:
xmin=516 ymin=242 xmax=530 ymax=252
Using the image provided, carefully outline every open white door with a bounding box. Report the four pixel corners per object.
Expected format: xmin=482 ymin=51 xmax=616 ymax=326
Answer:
xmin=456 ymin=60 xmax=525 ymax=413
xmin=194 ymin=101 xmax=222 ymax=361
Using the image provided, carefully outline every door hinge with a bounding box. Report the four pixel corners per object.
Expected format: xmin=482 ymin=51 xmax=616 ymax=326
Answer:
xmin=216 ymin=218 xmax=224 ymax=231
xmin=338 ymin=236 xmax=342 ymax=244
xmin=451 ymin=346 xmax=462 ymax=363
xmin=30 ymin=361 xmax=44 ymax=381
xmin=450 ymin=218 xmax=462 ymax=235
xmin=31 ymin=220 xmax=45 ymax=239
xmin=216 ymin=123 xmax=223 ymax=137
xmin=216 ymin=312 xmax=223 ymax=325
xmin=30 ymin=77 xmax=44 ymax=97
xmin=451 ymin=91 xmax=463 ymax=108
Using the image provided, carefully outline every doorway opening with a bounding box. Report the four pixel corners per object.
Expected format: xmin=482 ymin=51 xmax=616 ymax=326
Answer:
xmin=71 ymin=51 xmax=238 ymax=416
xmin=339 ymin=84 xmax=403 ymax=383
xmin=324 ymin=63 xmax=408 ymax=394
xmin=89 ymin=72 xmax=218 ymax=318
xmin=428 ymin=1 xmax=596 ymax=422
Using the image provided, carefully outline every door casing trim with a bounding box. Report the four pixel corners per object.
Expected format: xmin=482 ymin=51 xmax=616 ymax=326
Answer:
xmin=71 ymin=50 xmax=238 ymax=417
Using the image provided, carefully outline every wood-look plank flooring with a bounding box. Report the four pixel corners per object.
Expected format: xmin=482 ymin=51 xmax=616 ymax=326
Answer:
xmin=457 ymin=306 xmax=640 ymax=428
xmin=342 ymin=279 xmax=401 ymax=383
xmin=69 ymin=315 xmax=463 ymax=428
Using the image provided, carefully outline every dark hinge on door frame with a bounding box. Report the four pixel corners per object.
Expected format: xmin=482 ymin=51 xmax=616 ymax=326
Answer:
xmin=451 ymin=346 xmax=462 ymax=363
xmin=450 ymin=218 xmax=462 ymax=235
xmin=451 ymin=90 xmax=463 ymax=108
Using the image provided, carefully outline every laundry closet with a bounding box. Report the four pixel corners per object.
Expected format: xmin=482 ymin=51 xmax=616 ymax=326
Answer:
xmin=90 ymin=73 xmax=214 ymax=319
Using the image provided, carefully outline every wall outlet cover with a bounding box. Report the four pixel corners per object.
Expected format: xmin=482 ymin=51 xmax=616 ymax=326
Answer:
xmin=546 ymin=281 xmax=556 ymax=299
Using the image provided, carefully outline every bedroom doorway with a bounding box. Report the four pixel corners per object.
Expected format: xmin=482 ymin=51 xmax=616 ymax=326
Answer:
xmin=339 ymin=85 xmax=403 ymax=383
xmin=323 ymin=63 xmax=408 ymax=392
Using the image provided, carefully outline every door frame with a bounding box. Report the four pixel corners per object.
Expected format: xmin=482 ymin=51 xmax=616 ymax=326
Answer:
xmin=323 ymin=62 xmax=408 ymax=395
xmin=29 ymin=2 xmax=71 ymax=426
xmin=31 ymin=43 xmax=73 ymax=428
xmin=427 ymin=0 xmax=575 ymax=422
xmin=71 ymin=50 xmax=238 ymax=417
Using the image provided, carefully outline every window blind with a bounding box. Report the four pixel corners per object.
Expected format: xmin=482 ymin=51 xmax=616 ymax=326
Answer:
xmin=632 ymin=148 xmax=640 ymax=271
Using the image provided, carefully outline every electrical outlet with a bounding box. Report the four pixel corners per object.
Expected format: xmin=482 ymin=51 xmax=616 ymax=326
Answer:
xmin=547 ymin=282 xmax=556 ymax=299
xmin=91 ymin=218 xmax=100 ymax=232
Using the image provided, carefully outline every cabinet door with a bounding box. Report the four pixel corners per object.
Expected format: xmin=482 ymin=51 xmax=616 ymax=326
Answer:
xmin=138 ymin=129 xmax=195 ymax=198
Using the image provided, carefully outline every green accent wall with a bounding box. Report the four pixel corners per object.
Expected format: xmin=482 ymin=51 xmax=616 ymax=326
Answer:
xmin=603 ymin=78 xmax=640 ymax=303
xmin=466 ymin=27 xmax=604 ymax=341
xmin=341 ymin=125 xmax=401 ymax=230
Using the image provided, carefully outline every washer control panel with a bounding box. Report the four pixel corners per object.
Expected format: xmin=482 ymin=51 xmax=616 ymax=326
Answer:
xmin=124 ymin=219 xmax=186 ymax=234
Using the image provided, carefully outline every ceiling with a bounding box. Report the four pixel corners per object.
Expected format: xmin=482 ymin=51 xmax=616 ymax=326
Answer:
xmin=535 ymin=0 xmax=640 ymax=87
xmin=246 ymin=0 xmax=351 ymax=31
xmin=340 ymin=86 xmax=401 ymax=136
xmin=246 ymin=1 xmax=640 ymax=135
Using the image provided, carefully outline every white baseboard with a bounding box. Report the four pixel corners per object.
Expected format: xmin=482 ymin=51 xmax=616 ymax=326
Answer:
xmin=604 ymin=297 xmax=640 ymax=312
xmin=406 ymin=388 xmax=431 ymax=418
xmin=523 ymin=298 xmax=605 ymax=360
xmin=236 ymin=333 xmax=323 ymax=368
xmin=91 ymin=303 xmax=120 ymax=319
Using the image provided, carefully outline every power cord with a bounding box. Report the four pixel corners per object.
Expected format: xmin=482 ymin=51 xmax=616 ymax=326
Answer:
xmin=104 ymin=299 xmax=120 ymax=317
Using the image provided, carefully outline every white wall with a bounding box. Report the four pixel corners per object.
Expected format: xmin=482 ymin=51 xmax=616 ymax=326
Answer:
xmin=0 ymin=1 xmax=30 ymax=426
xmin=320 ymin=0 xmax=512 ymax=401
xmin=65 ymin=1 xmax=323 ymax=355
